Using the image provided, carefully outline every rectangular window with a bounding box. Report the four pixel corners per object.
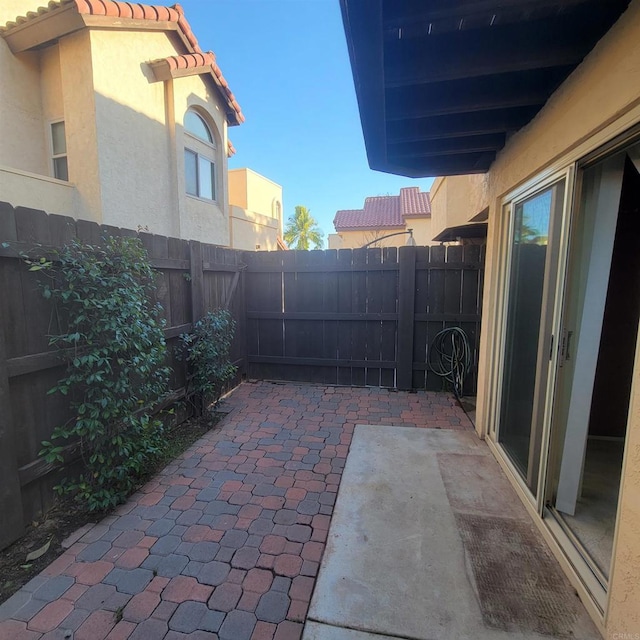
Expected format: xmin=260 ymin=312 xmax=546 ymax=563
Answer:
xmin=51 ymin=121 xmax=68 ymax=181
xmin=185 ymin=147 xmax=215 ymax=201
xmin=185 ymin=149 xmax=198 ymax=196
xmin=198 ymin=156 xmax=215 ymax=200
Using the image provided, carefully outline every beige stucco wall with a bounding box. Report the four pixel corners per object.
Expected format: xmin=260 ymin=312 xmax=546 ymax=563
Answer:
xmin=88 ymin=28 xmax=231 ymax=244
xmin=465 ymin=1 xmax=640 ymax=635
xmin=0 ymin=165 xmax=78 ymax=215
xmin=429 ymin=174 xmax=488 ymax=239
xmin=1 ymin=11 xmax=234 ymax=245
xmin=228 ymin=168 xmax=283 ymax=250
xmin=230 ymin=205 xmax=280 ymax=251
xmin=329 ymin=217 xmax=434 ymax=250
xmin=0 ymin=26 xmax=46 ymax=176
xmin=89 ymin=29 xmax=172 ymax=232
xmin=229 ymin=168 xmax=248 ymax=210
xmin=59 ymin=30 xmax=101 ymax=222
xmin=607 ymin=333 xmax=640 ymax=638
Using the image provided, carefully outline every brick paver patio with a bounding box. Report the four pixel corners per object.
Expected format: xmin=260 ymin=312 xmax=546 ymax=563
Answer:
xmin=0 ymin=381 xmax=472 ymax=640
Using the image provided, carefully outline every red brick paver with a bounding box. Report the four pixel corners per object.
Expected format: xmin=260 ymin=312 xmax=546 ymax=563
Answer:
xmin=0 ymin=382 xmax=471 ymax=639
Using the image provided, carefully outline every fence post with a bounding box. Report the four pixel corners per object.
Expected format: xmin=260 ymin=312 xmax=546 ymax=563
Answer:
xmin=0 ymin=312 xmax=25 ymax=548
xmin=397 ymin=246 xmax=416 ymax=390
xmin=189 ymin=240 xmax=204 ymax=324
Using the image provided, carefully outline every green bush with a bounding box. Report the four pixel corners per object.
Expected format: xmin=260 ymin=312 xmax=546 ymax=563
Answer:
xmin=37 ymin=236 xmax=170 ymax=511
xmin=179 ymin=310 xmax=237 ymax=416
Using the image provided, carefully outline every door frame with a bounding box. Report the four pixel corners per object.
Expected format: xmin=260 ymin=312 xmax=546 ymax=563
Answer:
xmin=488 ymin=166 xmax=575 ymax=512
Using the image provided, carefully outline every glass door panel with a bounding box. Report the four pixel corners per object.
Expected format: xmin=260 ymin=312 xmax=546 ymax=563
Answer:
xmin=498 ymin=180 xmax=565 ymax=494
xmin=546 ymin=145 xmax=640 ymax=581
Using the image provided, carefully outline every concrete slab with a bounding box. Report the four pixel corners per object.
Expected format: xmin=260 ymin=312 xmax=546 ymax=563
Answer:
xmin=305 ymin=425 xmax=600 ymax=640
xmin=304 ymin=621 xmax=397 ymax=640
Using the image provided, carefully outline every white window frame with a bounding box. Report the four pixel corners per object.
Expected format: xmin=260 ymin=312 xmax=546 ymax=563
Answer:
xmin=184 ymin=109 xmax=218 ymax=203
xmin=49 ymin=119 xmax=68 ymax=182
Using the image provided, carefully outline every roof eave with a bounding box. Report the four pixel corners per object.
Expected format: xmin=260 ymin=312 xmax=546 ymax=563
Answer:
xmin=1 ymin=3 xmax=85 ymax=52
xmin=148 ymin=57 xmax=244 ymax=126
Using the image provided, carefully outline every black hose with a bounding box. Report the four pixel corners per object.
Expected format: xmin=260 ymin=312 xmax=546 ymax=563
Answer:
xmin=428 ymin=327 xmax=471 ymax=399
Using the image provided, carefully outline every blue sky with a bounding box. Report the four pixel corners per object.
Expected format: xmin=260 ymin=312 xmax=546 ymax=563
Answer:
xmin=179 ymin=0 xmax=434 ymax=244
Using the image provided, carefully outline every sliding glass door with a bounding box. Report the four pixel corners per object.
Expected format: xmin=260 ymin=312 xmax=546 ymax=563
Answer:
xmin=494 ymin=138 xmax=640 ymax=593
xmin=497 ymin=179 xmax=566 ymax=496
xmin=546 ymin=143 xmax=640 ymax=583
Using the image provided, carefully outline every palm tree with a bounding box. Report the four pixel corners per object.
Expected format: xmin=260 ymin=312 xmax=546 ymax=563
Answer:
xmin=283 ymin=205 xmax=324 ymax=250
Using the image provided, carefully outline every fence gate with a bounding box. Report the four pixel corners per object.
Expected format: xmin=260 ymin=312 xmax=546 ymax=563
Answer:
xmin=244 ymin=245 xmax=484 ymax=393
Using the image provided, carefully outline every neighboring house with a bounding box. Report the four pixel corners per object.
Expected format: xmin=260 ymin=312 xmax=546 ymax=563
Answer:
xmin=0 ymin=0 xmax=243 ymax=246
xmin=228 ymin=168 xmax=287 ymax=251
xmin=342 ymin=0 xmax=640 ymax=637
xmin=328 ymin=186 xmax=432 ymax=249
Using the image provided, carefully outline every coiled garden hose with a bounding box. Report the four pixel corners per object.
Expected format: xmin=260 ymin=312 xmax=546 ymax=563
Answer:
xmin=428 ymin=327 xmax=471 ymax=399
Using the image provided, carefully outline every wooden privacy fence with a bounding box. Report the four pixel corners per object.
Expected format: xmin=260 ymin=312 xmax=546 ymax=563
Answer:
xmin=244 ymin=244 xmax=484 ymax=392
xmin=0 ymin=201 xmax=485 ymax=550
xmin=0 ymin=203 xmax=246 ymax=549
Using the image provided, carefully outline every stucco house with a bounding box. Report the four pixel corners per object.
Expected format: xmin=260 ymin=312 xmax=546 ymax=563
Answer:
xmin=341 ymin=0 xmax=640 ymax=637
xmin=0 ymin=0 xmax=243 ymax=246
xmin=228 ymin=167 xmax=287 ymax=251
xmin=328 ymin=186 xmax=432 ymax=249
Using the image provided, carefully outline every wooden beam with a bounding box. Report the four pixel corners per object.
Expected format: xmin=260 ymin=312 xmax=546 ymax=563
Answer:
xmin=246 ymin=311 xmax=398 ymax=321
xmin=388 ymin=133 xmax=505 ymax=159
xmin=388 ymin=152 xmax=496 ymax=176
xmin=383 ymin=0 xmax=614 ymax=30
xmin=385 ymin=67 xmax=569 ymax=120
xmin=386 ymin=107 xmax=540 ymax=143
xmin=247 ymin=355 xmax=397 ymax=370
xmin=387 ymin=44 xmax=584 ymax=87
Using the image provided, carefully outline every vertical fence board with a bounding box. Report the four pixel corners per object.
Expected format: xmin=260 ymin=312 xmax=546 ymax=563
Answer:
xmin=337 ymin=249 xmax=354 ymax=386
xmin=365 ymin=249 xmax=383 ymax=387
xmin=412 ymin=247 xmax=431 ymax=389
xmin=397 ymin=246 xmax=416 ymax=390
xmin=380 ymin=247 xmax=398 ymax=388
xmin=351 ymin=249 xmax=368 ymax=386
xmin=0 ymin=311 xmax=25 ymax=549
xmin=426 ymin=245 xmax=446 ymax=390
xmin=190 ymin=241 xmax=204 ymax=323
xmin=322 ymin=250 xmax=339 ymax=385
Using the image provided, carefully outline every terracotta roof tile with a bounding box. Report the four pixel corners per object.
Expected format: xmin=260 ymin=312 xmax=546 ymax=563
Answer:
xmin=1 ymin=0 xmax=243 ymax=123
xmin=334 ymin=187 xmax=431 ymax=231
xmin=400 ymin=186 xmax=431 ymax=216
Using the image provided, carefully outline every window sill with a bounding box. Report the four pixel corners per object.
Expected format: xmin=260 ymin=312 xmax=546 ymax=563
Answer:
xmin=186 ymin=193 xmax=219 ymax=206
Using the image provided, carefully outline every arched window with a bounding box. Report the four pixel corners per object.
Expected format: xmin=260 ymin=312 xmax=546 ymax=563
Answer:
xmin=184 ymin=109 xmax=217 ymax=201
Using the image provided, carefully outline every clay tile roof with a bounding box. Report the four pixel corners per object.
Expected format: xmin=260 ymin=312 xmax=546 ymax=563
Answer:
xmin=1 ymin=0 xmax=243 ymax=123
xmin=399 ymin=186 xmax=431 ymax=217
xmin=334 ymin=187 xmax=431 ymax=231
xmin=227 ymin=140 xmax=236 ymax=157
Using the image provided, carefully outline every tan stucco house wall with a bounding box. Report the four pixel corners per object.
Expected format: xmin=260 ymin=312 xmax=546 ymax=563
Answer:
xmin=328 ymin=219 xmax=433 ymax=250
xmin=228 ymin=168 xmax=284 ymax=251
xmin=0 ymin=0 xmax=243 ymax=246
xmin=431 ymin=2 xmax=640 ymax=636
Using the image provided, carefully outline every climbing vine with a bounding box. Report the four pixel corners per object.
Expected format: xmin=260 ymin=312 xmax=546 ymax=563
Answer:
xmin=36 ymin=236 xmax=170 ymax=511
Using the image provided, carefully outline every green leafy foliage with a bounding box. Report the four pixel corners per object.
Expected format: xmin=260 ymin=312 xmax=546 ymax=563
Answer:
xmin=283 ymin=205 xmax=324 ymax=250
xmin=179 ymin=310 xmax=237 ymax=415
xmin=38 ymin=236 xmax=170 ymax=511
